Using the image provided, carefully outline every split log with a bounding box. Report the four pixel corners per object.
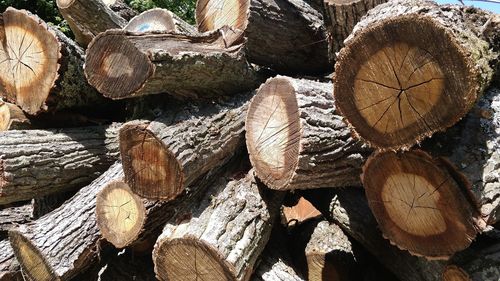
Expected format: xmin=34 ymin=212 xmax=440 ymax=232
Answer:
xmin=85 ymin=27 xmax=262 ymax=100
xmin=422 ymin=87 xmax=500 ymax=226
xmin=246 ymin=76 xmax=369 ymax=190
xmin=0 ymin=203 xmax=32 ymax=238
xmin=0 ymin=240 xmax=21 ymax=281
xmin=120 ymin=93 xmax=249 ymax=200
xmin=362 ymin=150 xmax=480 ymax=259
xmin=153 ymin=171 xmax=283 ymax=281
xmin=333 ymin=0 xmax=500 ymax=150
xmin=125 ymin=8 xmax=197 ymax=34
xmin=0 ymin=123 xmax=120 ymax=205
xmin=56 ymin=0 xmax=127 ymax=47
xmin=196 ymin=0 xmax=330 ymax=74
xmin=8 ymin=163 xmax=123 ymax=281
xmin=0 ymin=102 xmax=30 ymax=130
xmin=323 ymin=0 xmax=388 ymax=58
xmin=0 ymin=8 xmax=105 ymax=115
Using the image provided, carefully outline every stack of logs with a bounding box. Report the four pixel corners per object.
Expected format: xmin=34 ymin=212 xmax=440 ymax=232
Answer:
xmin=0 ymin=0 xmax=499 ymax=280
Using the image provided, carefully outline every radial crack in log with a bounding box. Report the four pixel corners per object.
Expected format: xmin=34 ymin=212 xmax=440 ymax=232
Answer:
xmin=246 ymin=76 xmax=370 ymax=190
xmin=362 ymin=150 xmax=480 ymax=259
xmin=334 ymin=0 xmax=499 ymax=150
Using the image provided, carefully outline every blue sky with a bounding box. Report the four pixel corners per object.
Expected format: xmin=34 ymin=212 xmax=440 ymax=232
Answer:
xmin=435 ymin=0 xmax=500 ymax=13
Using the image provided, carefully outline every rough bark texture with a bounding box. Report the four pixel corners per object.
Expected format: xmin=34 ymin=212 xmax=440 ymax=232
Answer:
xmin=9 ymin=163 xmax=124 ymax=281
xmin=120 ymin=93 xmax=250 ymax=200
xmin=109 ymin=0 xmax=138 ymax=20
xmin=333 ymin=0 xmax=500 ymax=150
xmin=153 ymin=171 xmax=284 ymax=281
xmin=196 ymin=0 xmax=331 ymax=74
xmin=423 ymin=88 xmax=500 ymax=226
xmin=323 ymin=0 xmax=388 ymax=58
xmin=124 ymin=8 xmax=197 ymax=34
xmin=0 ymin=102 xmax=30 ymax=131
xmin=0 ymin=240 xmax=21 ymax=281
xmin=85 ymin=27 xmax=263 ymax=100
xmin=0 ymin=203 xmax=32 ymax=238
xmin=0 ymin=123 xmax=120 ymax=205
xmin=56 ymin=0 xmax=127 ymax=47
xmin=246 ymin=76 xmax=370 ymax=190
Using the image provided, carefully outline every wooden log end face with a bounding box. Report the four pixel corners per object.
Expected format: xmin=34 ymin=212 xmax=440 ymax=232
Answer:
xmin=442 ymin=265 xmax=471 ymax=281
xmin=246 ymin=77 xmax=301 ymax=190
xmin=0 ymin=8 xmax=61 ymax=115
xmin=0 ymin=102 xmax=12 ymax=131
xmin=154 ymin=238 xmax=234 ymax=281
xmin=307 ymin=254 xmax=341 ymax=281
xmin=9 ymin=230 xmax=58 ymax=281
xmin=96 ymin=180 xmax=146 ymax=248
xmin=196 ymin=0 xmax=250 ymax=32
xmin=334 ymin=15 xmax=478 ymax=150
xmin=85 ymin=30 xmax=154 ymax=100
xmin=125 ymin=9 xmax=176 ymax=33
xmin=55 ymin=0 xmax=75 ymax=9
xmin=120 ymin=124 xmax=184 ymax=200
xmin=362 ymin=151 xmax=478 ymax=258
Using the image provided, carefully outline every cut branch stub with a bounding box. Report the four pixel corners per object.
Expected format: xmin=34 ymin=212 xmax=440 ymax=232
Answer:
xmin=362 ymin=150 xmax=479 ymax=259
xmin=124 ymin=8 xmax=176 ymax=32
xmin=0 ymin=8 xmax=60 ymax=115
xmin=334 ymin=1 xmax=499 ymax=150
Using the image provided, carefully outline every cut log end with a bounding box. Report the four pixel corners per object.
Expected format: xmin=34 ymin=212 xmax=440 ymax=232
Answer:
xmin=96 ymin=180 xmax=146 ymax=248
xmin=125 ymin=9 xmax=176 ymax=32
xmin=334 ymin=15 xmax=480 ymax=150
xmin=362 ymin=150 xmax=478 ymax=258
xmin=0 ymin=101 xmax=29 ymax=130
xmin=154 ymin=239 xmax=233 ymax=281
xmin=0 ymin=8 xmax=61 ymax=115
xmin=196 ymin=0 xmax=249 ymax=32
xmin=8 ymin=230 xmax=56 ymax=281
xmin=85 ymin=30 xmax=154 ymax=100
xmin=307 ymin=254 xmax=341 ymax=281
xmin=442 ymin=266 xmax=471 ymax=281
xmin=55 ymin=0 xmax=75 ymax=9
xmin=246 ymin=77 xmax=301 ymax=190
xmin=120 ymin=123 xmax=184 ymax=200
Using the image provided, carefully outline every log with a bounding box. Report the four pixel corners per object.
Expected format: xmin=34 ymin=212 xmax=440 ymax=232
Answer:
xmin=195 ymin=0 xmax=330 ymax=74
xmin=0 ymin=123 xmax=120 ymax=205
xmin=108 ymin=0 xmax=138 ymax=20
xmin=124 ymin=8 xmax=197 ymax=34
xmin=153 ymin=171 xmax=283 ymax=281
xmin=362 ymin=150 xmax=480 ymax=258
xmin=120 ymin=93 xmax=250 ymax=200
xmin=333 ymin=0 xmax=500 ymax=150
xmin=422 ymin=87 xmax=500 ymax=226
xmin=0 ymin=240 xmax=21 ymax=281
xmin=0 ymin=8 xmax=105 ymax=115
xmin=0 ymin=101 xmax=30 ymax=131
xmin=246 ymin=76 xmax=369 ymax=190
xmin=8 ymin=163 xmax=124 ymax=281
xmin=85 ymin=27 xmax=263 ymax=100
xmin=56 ymin=0 xmax=127 ymax=47
xmin=323 ymin=0 xmax=388 ymax=58
xmin=0 ymin=203 xmax=32 ymax=238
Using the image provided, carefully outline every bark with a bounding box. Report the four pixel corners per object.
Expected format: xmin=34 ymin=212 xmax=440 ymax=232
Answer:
xmin=153 ymin=171 xmax=284 ymax=281
xmin=124 ymin=8 xmax=197 ymax=34
xmin=0 ymin=203 xmax=32 ymax=238
xmin=8 ymin=163 xmax=124 ymax=281
xmin=0 ymin=123 xmax=120 ymax=205
xmin=109 ymin=0 xmax=138 ymax=20
xmin=31 ymin=191 xmax=76 ymax=219
xmin=333 ymin=0 xmax=500 ymax=150
xmin=85 ymin=27 xmax=263 ymax=100
xmin=56 ymin=0 xmax=127 ymax=47
xmin=196 ymin=0 xmax=331 ymax=74
xmin=246 ymin=76 xmax=370 ymax=190
xmin=0 ymin=240 xmax=21 ymax=281
xmin=0 ymin=102 xmax=30 ymax=131
xmin=0 ymin=8 xmax=106 ymax=115
xmin=422 ymin=87 xmax=500 ymax=226
xmin=120 ymin=93 xmax=250 ymax=200
xmin=323 ymin=0 xmax=388 ymax=58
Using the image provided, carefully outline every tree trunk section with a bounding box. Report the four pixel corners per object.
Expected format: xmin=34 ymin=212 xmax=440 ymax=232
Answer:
xmin=8 ymin=163 xmax=124 ymax=281
xmin=323 ymin=0 xmax=388 ymax=58
xmin=0 ymin=102 xmax=30 ymax=131
xmin=0 ymin=123 xmax=120 ymax=205
xmin=56 ymin=0 xmax=127 ymax=47
xmin=362 ymin=150 xmax=480 ymax=259
xmin=196 ymin=0 xmax=330 ymax=74
xmin=125 ymin=8 xmax=197 ymax=34
xmin=246 ymin=76 xmax=370 ymax=190
xmin=153 ymin=171 xmax=284 ymax=281
xmin=0 ymin=8 xmax=106 ymax=115
xmin=333 ymin=0 xmax=500 ymax=150
xmin=85 ymin=27 xmax=263 ymax=100
xmin=119 ymin=93 xmax=250 ymax=200
xmin=0 ymin=240 xmax=21 ymax=281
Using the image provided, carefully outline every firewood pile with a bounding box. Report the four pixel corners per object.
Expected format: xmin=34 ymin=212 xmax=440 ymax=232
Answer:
xmin=0 ymin=0 xmax=499 ymax=280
